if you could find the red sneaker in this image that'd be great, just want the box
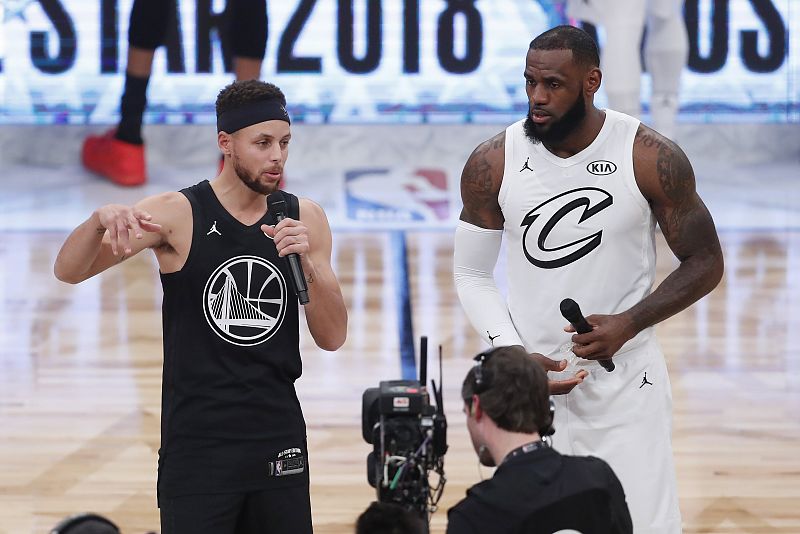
[82,130,146,186]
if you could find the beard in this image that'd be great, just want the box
[523,90,587,145]
[231,153,279,195]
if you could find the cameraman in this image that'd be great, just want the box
[447,346,632,534]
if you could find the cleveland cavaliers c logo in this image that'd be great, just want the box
[202,255,287,346]
[520,187,613,269]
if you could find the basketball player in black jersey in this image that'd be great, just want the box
[55,80,347,534]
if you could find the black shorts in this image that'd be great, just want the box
[128,0,267,58]
[159,484,312,534]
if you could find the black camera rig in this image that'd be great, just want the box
[361,337,447,525]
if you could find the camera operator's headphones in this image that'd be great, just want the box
[49,512,120,534]
[472,348,556,437]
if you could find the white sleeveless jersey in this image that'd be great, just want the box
[499,110,657,359]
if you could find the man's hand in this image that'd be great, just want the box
[565,313,637,361]
[261,218,311,269]
[530,353,588,395]
[96,204,162,255]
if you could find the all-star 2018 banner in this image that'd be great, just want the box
[0,0,797,124]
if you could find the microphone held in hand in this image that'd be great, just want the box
[267,192,310,305]
[559,298,614,372]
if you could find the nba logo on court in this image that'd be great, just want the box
[202,255,287,346]
[345,168,450,223]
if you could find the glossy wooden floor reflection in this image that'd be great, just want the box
[1,230,799,533]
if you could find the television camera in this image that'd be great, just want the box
[361,337,447,526]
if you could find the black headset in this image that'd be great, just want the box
[471,348,556,437]
[471,348,495,394]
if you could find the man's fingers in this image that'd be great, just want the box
[132,209,152,221]
[273,226,308,245]
[271,229,310,257]
[584,314,602,327]
[110,225,123,256]
[573,343,615,361]
[548,377,582,395]
[139,220,163,232]
[115,220,131,254]
[108,227,118,255]
[132,210,162,233]
[127,215,144,239]
[260,224,276,237]
[571,330,598,345]
[277,243,309,258]
[572,341,603,359]
[284,227,308,240]
[530,353,566,372]
[548,370,588,395]
[262,219,309,257]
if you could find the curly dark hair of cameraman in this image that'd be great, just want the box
[215,79,287,117]
[461,346,552,435]
[355,501,425,534]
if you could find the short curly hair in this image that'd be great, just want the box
[462,346,552,434]
[529,25,600,69]
[215,80,287,117]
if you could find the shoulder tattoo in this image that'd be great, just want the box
[636,126,698,244]
[461,132,504,225]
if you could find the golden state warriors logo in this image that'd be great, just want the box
[202,255,287,346]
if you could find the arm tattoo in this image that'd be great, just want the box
[634,128,665,151]
[96,227,106,235]
[460,132,504,228]
[635,126,697,250]
[462,142,494,199]
[627,127,723,331]
[656,141,694,205]
[491,134,504,150]
[653,138,697,255]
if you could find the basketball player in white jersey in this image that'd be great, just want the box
[452,26,723,534]
[567,0,688,138]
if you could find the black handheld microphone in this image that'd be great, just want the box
[559,298,614,372]
[267,192,309,305]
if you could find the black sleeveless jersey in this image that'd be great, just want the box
[157,180,307,498]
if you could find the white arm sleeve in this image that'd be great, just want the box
[453,220,524,348]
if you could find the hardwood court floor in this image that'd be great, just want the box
[1,230,799,533]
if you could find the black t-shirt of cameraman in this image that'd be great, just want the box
[447,346,633,534]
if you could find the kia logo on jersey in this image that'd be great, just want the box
[520,187,614,269]
[586,160,617,175]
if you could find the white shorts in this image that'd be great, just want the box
[550,341,682,534]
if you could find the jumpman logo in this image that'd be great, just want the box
[207,221,221,236]
[639,372,653,388]
[519,157,533,173]
[487,331,500,346]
